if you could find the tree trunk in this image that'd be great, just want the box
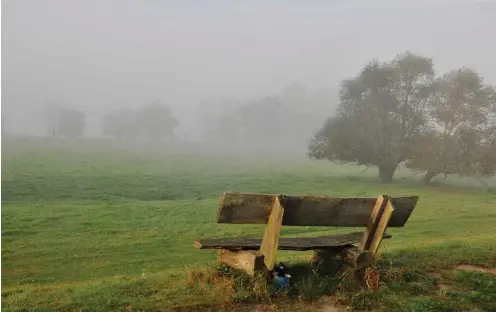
[422,170,438,185]
[378,164,397,184]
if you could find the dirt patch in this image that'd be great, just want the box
[316,296,348,312]
[455,265,496,275]
[252,304,278,311]
[437,284,452,291]
[425,271,453,294]
[321,306,345,312]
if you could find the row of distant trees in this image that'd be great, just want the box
[101,103,178,140]
[308,51,496,184]
[40,102,179,140]
[34,50,496,184]
[199,84,334,151]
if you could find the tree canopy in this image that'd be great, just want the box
[309,52,496,183]
[406,68,496,183]
[309,51,435,183]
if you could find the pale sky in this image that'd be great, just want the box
[2,0,496,134]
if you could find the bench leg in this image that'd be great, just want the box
[359,195,394,261]
[366,200,394,259]
[259,196,284,271]
[219,249,265,276]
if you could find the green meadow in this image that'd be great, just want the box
[2,137,496,311]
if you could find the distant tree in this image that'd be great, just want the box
[239,96,284,145]
[41,102,63,136]
[1,115,6,136]
[202,85,338,152]
[309,88,338,114]
[407,68,496,183]
[280,83,307,112]
[57,108,86,137]
[135,102,179,140]
[279,85,333,150]
[477,124,496,179]
[101,109,138,140]
[309,51,435,183]
[216,110,244,145]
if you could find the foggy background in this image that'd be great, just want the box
[2,0,496,152]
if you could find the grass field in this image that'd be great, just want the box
[2,137,496,311]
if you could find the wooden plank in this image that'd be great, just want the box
[259,196,284,270]
[216,192,274,224]
[367,199,394,259]
[216,192,418,227]
[195,231,392,251]
[358,195,385,250]
[218,250,265,276]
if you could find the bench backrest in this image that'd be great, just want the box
[216,192,418,227]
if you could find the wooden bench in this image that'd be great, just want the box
[194,192,418,276]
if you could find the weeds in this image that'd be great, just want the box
[186,264,272,304]
[364,267,380,291]
[186,260,347,305]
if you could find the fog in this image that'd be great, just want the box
[2,0,496,153]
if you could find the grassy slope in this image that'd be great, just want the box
[2,137,496,311]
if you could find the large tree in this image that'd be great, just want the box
[406,68,496,183]
[309,51,435,183]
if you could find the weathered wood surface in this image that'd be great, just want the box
[359,195,385,250]
[195,231,392,251]
[216,192,418,227]
[341,246,373,269]
[218,250,265,276]
[367,199,394,259]
[259,197,284,270]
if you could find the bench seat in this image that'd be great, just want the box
[195,231,392,251]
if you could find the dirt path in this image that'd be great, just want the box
[455,265,496,275]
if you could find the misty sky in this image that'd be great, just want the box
[2,0,496,135]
